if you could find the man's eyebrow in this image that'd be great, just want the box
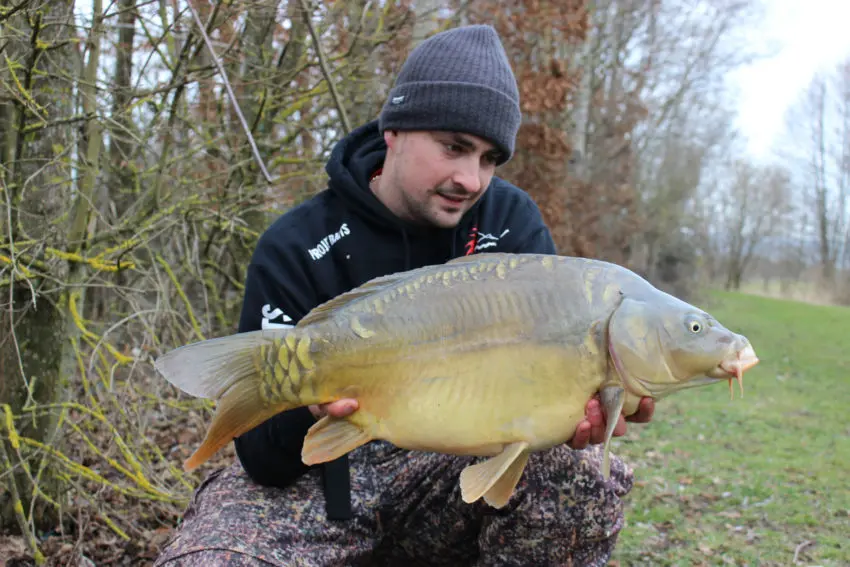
[447,133,501,159]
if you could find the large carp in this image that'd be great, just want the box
[155,253,758,508]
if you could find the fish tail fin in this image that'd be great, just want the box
[182,376,285,471]
[154,329,282,399]
[154,329,302,471]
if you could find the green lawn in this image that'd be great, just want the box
[610,290,850,566]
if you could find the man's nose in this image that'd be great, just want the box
[452,159,484,194]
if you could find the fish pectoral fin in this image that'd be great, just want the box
[459,441,529,508]
[301,416,373,465]
[599,385,626,480]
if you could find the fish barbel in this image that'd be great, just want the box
[155,253,759,508]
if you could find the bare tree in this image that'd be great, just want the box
[0,0,82,536]
[720,161,793,290]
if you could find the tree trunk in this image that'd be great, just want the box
[0,288,67,533]
[0,0,103,536]
[108,0,138,221]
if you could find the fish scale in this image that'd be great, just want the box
[155,252,759,508]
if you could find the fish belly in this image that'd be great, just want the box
[328,342,606,457]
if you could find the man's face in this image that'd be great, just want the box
[377,130,503,229]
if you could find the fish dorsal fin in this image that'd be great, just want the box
[446,252,510,265]
[298,253,520,328]
[297,270,414,327]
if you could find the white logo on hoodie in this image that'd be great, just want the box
[307,222,351,261]
[261,304,293,329]
[475,228,510,251]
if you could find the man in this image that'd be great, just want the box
[155,24,653,567]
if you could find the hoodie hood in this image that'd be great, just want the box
[324,120,483,266]
[325,120,396,230]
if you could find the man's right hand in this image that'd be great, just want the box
[309,399,359,419]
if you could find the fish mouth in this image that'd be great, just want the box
[712,344,759,399]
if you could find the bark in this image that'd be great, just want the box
[0,0,76,531]
[0,288,66,533]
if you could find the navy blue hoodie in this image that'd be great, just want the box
[233,120,557,519]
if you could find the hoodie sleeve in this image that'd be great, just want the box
[232,234,319,488]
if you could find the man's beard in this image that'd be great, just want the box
[401,187,467,228]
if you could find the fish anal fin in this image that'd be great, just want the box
[483,450,530,508]
[459,441,529,507]
[301,416,373,465]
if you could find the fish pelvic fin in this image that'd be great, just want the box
[302,416,373,465]
[154,328,313,471]
[459,441,530,508]
[599,385,625,480]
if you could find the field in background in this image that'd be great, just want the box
[610,290,850,566]
[736,278,850,309]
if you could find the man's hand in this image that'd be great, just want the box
[309,399,359,419]
[567,396,655,450]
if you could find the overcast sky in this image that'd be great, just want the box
[726,0,850,161]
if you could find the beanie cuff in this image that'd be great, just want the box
[378,81,522,164]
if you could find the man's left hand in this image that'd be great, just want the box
[567,396,654,450]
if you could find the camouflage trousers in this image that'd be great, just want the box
[154,441,633,567]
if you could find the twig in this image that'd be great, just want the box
[0,0,29,24]
[185,0,273,184]
[0,406,45,563]
[793,539,814,564]
[299,0,351,135]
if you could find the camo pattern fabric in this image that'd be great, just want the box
[154,442,633,567]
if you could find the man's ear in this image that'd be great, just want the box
[383,129,397,149]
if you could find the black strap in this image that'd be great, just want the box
[322,454,352,520]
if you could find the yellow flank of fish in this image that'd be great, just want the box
[277,341,289,371]
[585,277,594,304]
[602,282,620,304]
[296,337,314,369]
[273,359,286,384]
[350,316,375,339]
[288,359,301,386]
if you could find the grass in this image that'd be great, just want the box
[610,290,850,566]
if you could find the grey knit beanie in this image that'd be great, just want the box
[378,24,522,164]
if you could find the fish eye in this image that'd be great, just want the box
[685,316,704,334]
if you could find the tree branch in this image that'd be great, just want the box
[185,0,273,184]
[299,0,351,135]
